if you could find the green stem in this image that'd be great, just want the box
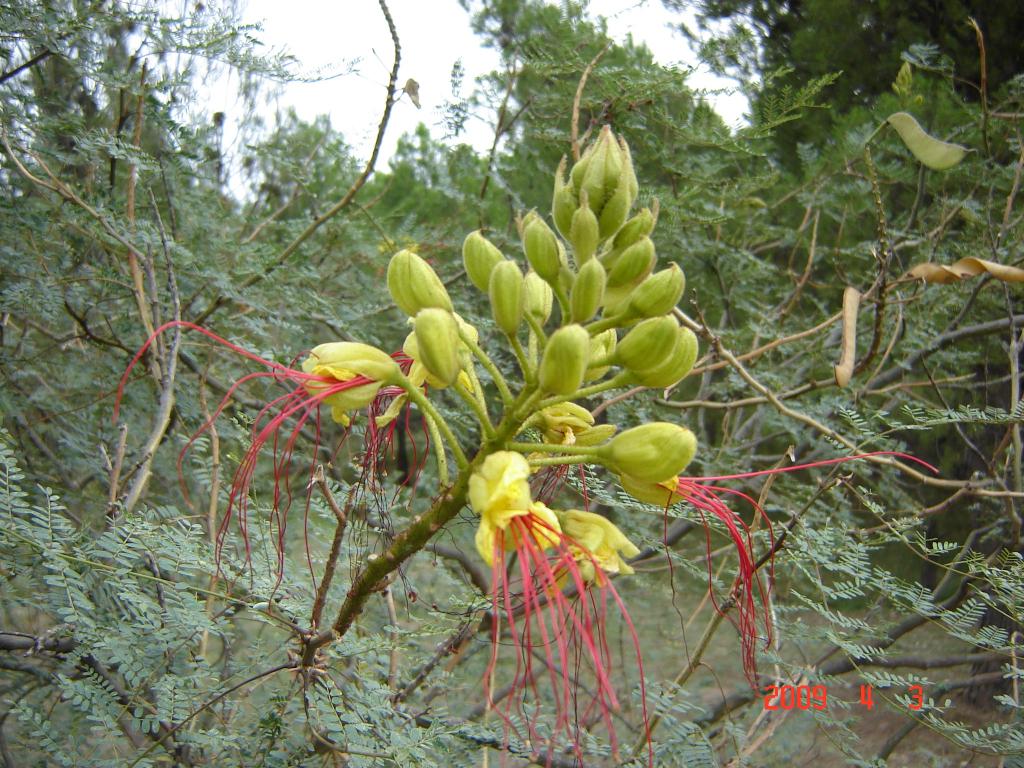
[399,376,469,471]
[552,283,571,321]
[459,329,514,406]
[455,383,496,440]
[508,333,534,385]
[422,409,449,485]
[507,440,595,456]
[527,455,600,469]
[585,313,626,335]
[525,314,547,346]
[537,372,632,410]
[465,363,491,414]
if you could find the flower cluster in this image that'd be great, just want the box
[121,126,898,764]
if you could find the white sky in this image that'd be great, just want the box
[211,0,746,169]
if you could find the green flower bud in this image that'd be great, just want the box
[539,324,590,395]
[570,258,606,323]
[569,189,600,264]
[463,231,505,292]
[585,328,617,381]
[630,326,698,388]
[616,316,679,373]
[573,423,617,447]
[488,260,524,335]
[627,263,686,320]
[523,213,563,283]
[413,308,461,387]
[552,157,576,238]
[618,473,686,507]
[597,422,697,482]
[579,126,623,215]
[607,237,656,289]
[523,271,553,324]
[387,250,453,316]
[561,126,638,244]
[597,164,634,240]
[602,205,657,269]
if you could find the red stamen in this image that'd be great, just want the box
[482,511,651,764]
[675,450,938,686]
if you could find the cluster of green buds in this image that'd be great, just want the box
[383,125,700,543]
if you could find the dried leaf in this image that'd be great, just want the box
[834,286,860,388]
[886,112,968,171]
[908,257,1024,284]
[404,78,421,109]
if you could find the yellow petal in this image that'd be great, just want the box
[468,452,532,524]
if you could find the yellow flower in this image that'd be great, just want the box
[475,500,562,566]
[559,509,640,584]
[535,402,616,447]
[469,452,561,565]
[301,342,398,426]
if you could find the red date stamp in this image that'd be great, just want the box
[762,684,925,711]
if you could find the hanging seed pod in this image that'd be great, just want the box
[539,324,590,395]
[463,231,505,292]
[387,250,453,316]
[886,112,968,171]
[489,260,524,335]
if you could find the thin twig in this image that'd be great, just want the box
[570,41,611,162]
[193,0,402,325]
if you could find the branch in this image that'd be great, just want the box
[193,0,402,325]
[867,313,1024,389]
[570,41,611,161]
[0,49,52,84]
